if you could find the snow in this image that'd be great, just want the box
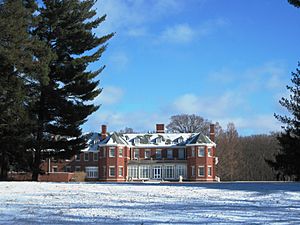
[0,182,299,224]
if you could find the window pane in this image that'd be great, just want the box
[118,167,123,177]
[198,147,205,157]
[178,149,184,159]
[167,150,173,159]
[119,149,123,157]
[109,148,115,157]
[109,167,115,177]
[156,150,162,159]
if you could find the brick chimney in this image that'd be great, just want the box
[101,125,107,140]
[156,124,165,133]
[209,124,215,142]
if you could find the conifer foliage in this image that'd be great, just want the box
[268,64,300,180]
[0,0,113,180]
[30,0,113,180]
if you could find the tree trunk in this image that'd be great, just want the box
[0,151,9,180]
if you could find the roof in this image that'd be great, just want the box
[97,132,216,148]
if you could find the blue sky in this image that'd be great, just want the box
[82,0,300,135]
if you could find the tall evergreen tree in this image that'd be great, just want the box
[268,63,300,180]
[30,0,113,180]
[0,0,51,180]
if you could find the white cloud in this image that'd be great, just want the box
[94,0,184,36]
[95,86,124,105]
[160,24,196,43]
[159,18,229,44]
[172,91,243,117]
[108,52,129,70]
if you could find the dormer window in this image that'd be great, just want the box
[134,138,140,145]
[178,137,183,143]
[156,137,162,144]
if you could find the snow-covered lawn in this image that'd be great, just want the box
[0,182,299,224]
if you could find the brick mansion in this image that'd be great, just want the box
[42,124,218,182]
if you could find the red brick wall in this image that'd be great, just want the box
[39,172,74,182]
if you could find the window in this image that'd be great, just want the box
[198,147,205,157]
[119,148,123,157]
[165,165,175,179]
[178,149,185,159]
[93,152,98,161]
[102,166,106,177]
[156,149,162,159]
[208,166,212,176]
[75,166,81,172]
[134,138,140,145]
[208,148,212,157]
[176,165,186,178]
[109,166,115,177]
[84,153,89,161]
[86,167,98,178]
[198,166,205,177]
[191,166,195,177]
[156,137,162,144]
[52,166,58,172]
[144,149,151,159]
[134,149,139,159]
[75,154,81,161]
[128,165,138,178]
[109,148,115,157]
[178,137,183,143]
[118,167,123,177]
[101,148,106,158]
[139,166,150,179]
[65,166,71,172]
[191,147,195,157]
[167,149,173,159]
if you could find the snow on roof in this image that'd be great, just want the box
[98,132,216,148]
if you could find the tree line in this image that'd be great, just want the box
[165,115,280,181]
[0,0,113,180]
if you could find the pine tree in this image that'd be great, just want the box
[269,63,300,180]
[0,0,51,180]
[30,0,114,180]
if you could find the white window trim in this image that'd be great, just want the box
[118,166,123,177]
[109,148,115,157]
[191,147,195,157]
[119,148,123,158]
[208,148,212,157]
[144,149,151,159]
[208,166,212,177]
[85,166,98,178]
[134,149,139,159]
[198,166,205,177]
[164,165,175,179]
[52,166,58,172]
[198,147,205,157]
[109,166,115,177]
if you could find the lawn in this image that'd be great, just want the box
[0,182,299,224]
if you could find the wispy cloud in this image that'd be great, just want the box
[94,86,124,105]
[108,51,129,70]
[158,18,229,44]
[94,0,184,36]
[160,24,196,43]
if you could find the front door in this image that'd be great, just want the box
[153,166,161,179]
